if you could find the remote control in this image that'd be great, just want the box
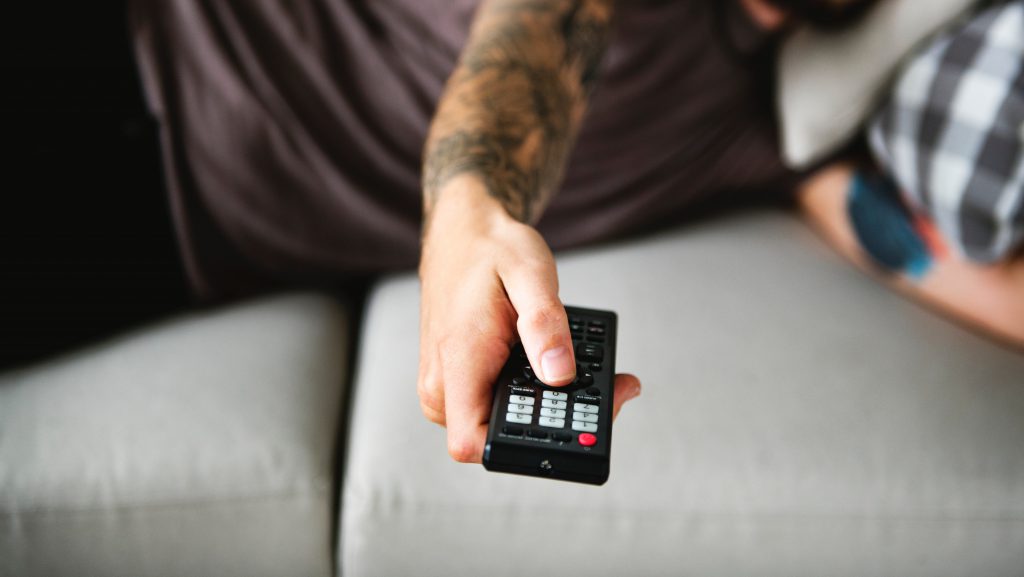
[483,306,617,485]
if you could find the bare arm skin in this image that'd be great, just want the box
[423,0,613,223]
[418,0,640,464]
[798,163,1024,349]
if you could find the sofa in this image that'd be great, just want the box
[3,207,1024,577]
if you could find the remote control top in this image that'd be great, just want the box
[482,306,617,485]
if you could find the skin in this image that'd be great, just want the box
[420,0,640,464]
[798,164,1024,349]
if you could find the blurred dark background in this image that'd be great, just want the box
[1,2,188,368]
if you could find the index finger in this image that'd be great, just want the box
[440,332,510,464]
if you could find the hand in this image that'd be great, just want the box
[418,177,642,463]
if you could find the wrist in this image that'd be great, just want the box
[424,175,518,240]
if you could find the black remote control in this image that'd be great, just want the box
[483,305,617,485]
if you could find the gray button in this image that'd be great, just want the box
[574,403,599,414]
[508,404,533,415]
[539,417,566,428]
[510,395,535,405]
[572,411,598,423]
[507,413,532,425]
[541,399,568,409]
[540,408,567,418]
[572,421,598,432]
[542,391,568,401]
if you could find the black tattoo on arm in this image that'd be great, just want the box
[422,0,616,224]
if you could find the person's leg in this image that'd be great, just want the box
[798,162,1024,348]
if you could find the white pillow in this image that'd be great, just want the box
[776,0,979,169]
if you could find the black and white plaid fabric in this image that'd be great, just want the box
[869,0,1024,263]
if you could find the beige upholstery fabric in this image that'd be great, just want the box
[0,293,348,577]
[341,210,1024,576]
[776,0,978,169]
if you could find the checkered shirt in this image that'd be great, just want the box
[869,0,1024,263]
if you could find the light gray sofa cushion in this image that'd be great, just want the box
[0,293,348,577]
[341,210,1024,577]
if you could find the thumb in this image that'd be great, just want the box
[611,373,642,421]
[501,258,576,387]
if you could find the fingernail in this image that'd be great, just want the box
[541,346,574,382]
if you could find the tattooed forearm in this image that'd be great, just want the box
[422,0,616,224]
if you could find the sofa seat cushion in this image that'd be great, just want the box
[0,293,348,577]
[341,210,1024,577]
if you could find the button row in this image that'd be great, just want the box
[502,426,573,443]
[504,390,602,431]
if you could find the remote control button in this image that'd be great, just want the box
[506,413,532,425]
[541,399,568,410]
[586,326,606,336]
[578,433,597,447]
[572,421,598,432]
[574,403,599,414]
[576,343,604,362]
[527,429,548,439]
[523,366,535,380]
[552,432,573,443]
[510,395,535,405]
[542,391,568,401]
[589,363,602,372]
[508,403,533,415]
[589,319,606,328]
[540,408,566,418]
[570,322,585,333]
[573,411,599,423]
[569,316,583,325]
[503,426,524,436]
[539,417,565,428]
[577,372,594,386]
[586,386,601,396]
[512,377,527,387]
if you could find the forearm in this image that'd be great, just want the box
[422,0,615,225]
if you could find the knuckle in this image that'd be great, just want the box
[447,437,478,463]
[520,303,567,334]
[417,379,444,412]
[420,402,445,425]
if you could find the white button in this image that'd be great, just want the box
[543,391,568,401]
[510,395,535,405]
[539,417,565,428]
[541,399,568,409]
[572,421,598,432]
[508,404,533,415]
[507,413,532,425]
[573,411,598,423]
[541,408,566,418]
[574,403,599,414]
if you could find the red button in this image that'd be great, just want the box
[578,433,597,447]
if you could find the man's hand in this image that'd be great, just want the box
[418,0,630,463]
[418,177,641,463]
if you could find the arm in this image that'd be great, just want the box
[417,0,640,463]
[423,0,612,223]
[798,163,1024,349]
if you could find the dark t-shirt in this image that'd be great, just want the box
[131,0,795,300]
